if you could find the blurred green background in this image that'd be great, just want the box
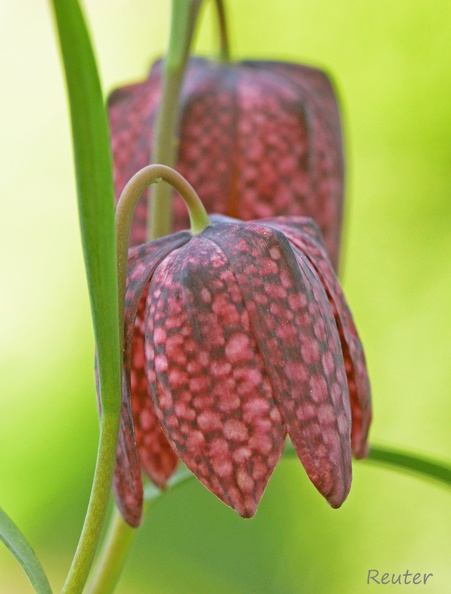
[1,1,450,592]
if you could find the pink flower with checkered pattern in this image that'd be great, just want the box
[109,58,344,269]
[112,215,371,527]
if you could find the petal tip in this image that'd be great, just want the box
[326,479,351,509]
[115,496,143,528]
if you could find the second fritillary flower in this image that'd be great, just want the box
[109,58,344,268]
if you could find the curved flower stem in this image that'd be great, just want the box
[87,2,206,590]
[117,163,209,312]
[149,0,203,240]
[213,0,231,62]
[86,165,208,594]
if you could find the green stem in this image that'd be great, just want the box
[86,2,206,590]
[148,0,203,240]
[365,445,451,486]
[85,467,193,594]
[213,0,231,62]
[50,1,122,592]
[117,165,209,270]
[144,466,194,503]
[85,507,138,594]
[61,414,120,594]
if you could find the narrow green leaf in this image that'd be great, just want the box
[0,507,52,594]
[50,0,121,416]
[49,1,122,592]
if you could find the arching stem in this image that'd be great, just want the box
[86,164,208,594]
[117,164,209,317]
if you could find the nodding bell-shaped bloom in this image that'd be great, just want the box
[109,58,344,269]
[113,215,371,527]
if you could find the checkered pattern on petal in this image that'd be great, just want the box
[144,236,285,518]
[259,216,371,458]
[108,58,344,268]
[112,232,190,526]
[203,221,352,507]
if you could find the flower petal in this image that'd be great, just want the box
[124,233,191,360]
[144,236,286,518]
[113,374,143,527]
[241,60,344,268]
[96,361,143,527]
[204,222,352,508]
[113,232,190,525]
[261,216,371,458]
[130,284,179,488]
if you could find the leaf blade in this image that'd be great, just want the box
[50,0,121,414]
[49,1,122,592]
[0,507,52,594]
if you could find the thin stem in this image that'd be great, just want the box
[87,468,195,594]
[149,0,203,240]
[117,164,209,312]
[365,445,451,486]
[85,507,138,594]
[141,443,451,507]
[213,0,231,62]
[61,414,120,594]
[86,2,206,589]
[144,465,194,503]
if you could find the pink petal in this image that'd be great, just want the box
[261,216,371,458]
[130,285,178,487]
[113,374,144,527]
[113,233,190,525]
[241,61,344,268]
[144,236,286,518]
[204,221,352,508]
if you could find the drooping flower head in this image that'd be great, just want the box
[109,58,344,269]
[113,214,371,527]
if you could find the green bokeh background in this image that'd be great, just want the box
[1,1,450,592]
